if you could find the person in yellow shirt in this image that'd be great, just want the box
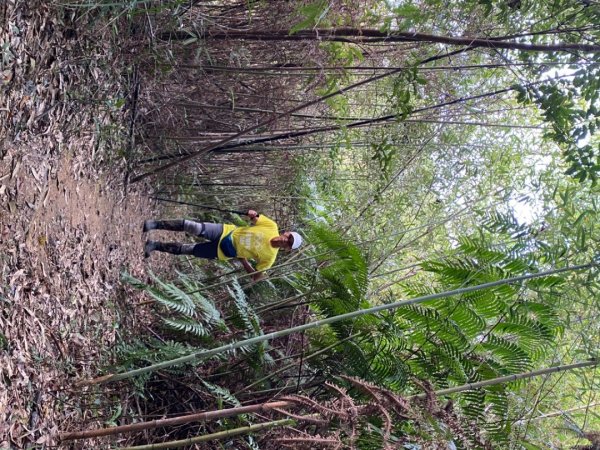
[143,210,302,281]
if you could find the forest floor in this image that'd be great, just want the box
[0,2,158,448]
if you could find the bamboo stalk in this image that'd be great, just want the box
[118,418,294,450]
[165,61,589,73]
[169,101,540,128]
[516,402,600,424]
[135,75,563,169]
[79,262,595,386]
[58,401,293,441]
[411,360,599,399]
[165,28,600,52]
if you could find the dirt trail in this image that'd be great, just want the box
[1,2,156,447]
[1,140,154,448]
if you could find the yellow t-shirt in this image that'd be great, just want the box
[217,215,280,271]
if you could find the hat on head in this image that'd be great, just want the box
[290,232,302,250]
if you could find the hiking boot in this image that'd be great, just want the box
[143,219,185,233]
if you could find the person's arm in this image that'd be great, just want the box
[239,258,266,281]
[247,209,259,225]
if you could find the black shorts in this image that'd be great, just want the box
[192,241,219,259]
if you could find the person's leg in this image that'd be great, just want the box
[144,241,196,258]
[143,219,185,232]
[183,221,223,241]
[144,239,219,259]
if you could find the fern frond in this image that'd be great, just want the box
[227,279,261,335]
[447,302,486,337]
[149,272,196,316]
[201,380,241,407]
[461,389,486,421]
[310,223,369,301]
[163,318,209,337]
[478,334,532,374]
[395,305,469,350]
[177,271,224,325]
[121,271,147,289]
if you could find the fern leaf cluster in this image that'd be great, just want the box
[391,211,573,443]
[226,279,273,367]
[122,271,227,339]
[303,213,573,446]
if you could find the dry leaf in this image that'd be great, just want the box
[11,160,20,180]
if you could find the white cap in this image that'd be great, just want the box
[290,232,302,250]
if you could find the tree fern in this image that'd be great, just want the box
[305,224,413,388]
[447,302,487,336]
[477,334,533,374]
[367,344,410,390]
[395,304,470,350]
[310,224,369,306]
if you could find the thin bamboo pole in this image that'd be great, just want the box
[516,402,600,424]
[58,401,292,441]
[409,360,599,399]
[79,261,596,386]
[166,61,590,73]
[136,75,562,167]
[119,418,294,450]
[169,28,600,52]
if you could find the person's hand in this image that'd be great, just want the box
[247,210,259,220]
[253,272,267,282]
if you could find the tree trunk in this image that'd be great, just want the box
[159,28,600,52]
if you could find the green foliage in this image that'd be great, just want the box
[390,207,583,444]
[226,279,273,368]
[311,224,369,303]
[320,41,364,67]
[316,40,364,111]
[114,337,195,390]
[201,380,241,408]
[380,1,431,32]
[307,225,381,374]
[227,279,261,336]
[386,68,422,120]
[514,64,600,186]
[121,271,227,339]
[306,224,415,389]
[289,0,330,35]
[370,137,397,181]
